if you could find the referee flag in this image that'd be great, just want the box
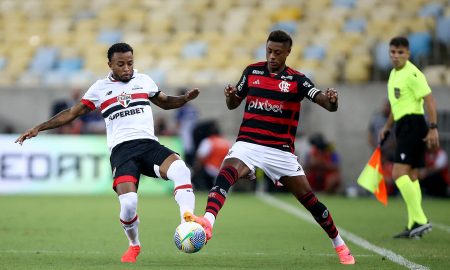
[357,147,388,205]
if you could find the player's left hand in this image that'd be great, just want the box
[423,129,439,149]
[184,88,200,101]
[325,88,338,104]
[15,127,39,145]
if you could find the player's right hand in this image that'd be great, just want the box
[15,128,39,145]
[224,84,236,98]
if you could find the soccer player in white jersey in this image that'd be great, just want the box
[15,43,200,263]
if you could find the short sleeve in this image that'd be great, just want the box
[409,70,431,99]
[142,74,159,98]
[297,75,320,102]
[81,82,100,110]
[235,66,250,99]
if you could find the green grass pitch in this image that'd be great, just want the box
[0,193,449,270]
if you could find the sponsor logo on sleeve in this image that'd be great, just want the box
[237,75,246,91]
[302,81,312,88]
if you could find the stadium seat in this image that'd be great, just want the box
[0,57,7,71]
[271,7,302,22]
[253,44,266,60]
[97,30,123,45]
[0,0,447,87]
[56,58,83,72]
[423,65,446,86]
[333,0,356,9]
[144,68,167,86]
[303,45,327,60]
[343,18,367,33]
[28,46,59,74]
[344,57,371,83]
[436,16,450,45]
[270,21,299,35]
[419,3,444,18]
[181,41,208,59]
[374,41,391,72]
[42,70,72,86]
[408,32,432,64]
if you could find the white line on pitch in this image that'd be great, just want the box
[432,222,450,234]
[257,192,429,270]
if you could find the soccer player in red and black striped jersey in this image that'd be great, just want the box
[15,43,199,263]
[184,30,355,265]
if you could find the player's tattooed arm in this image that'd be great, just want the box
[151,88,200,110]
[15,102,91,145]
[314,88,338,112]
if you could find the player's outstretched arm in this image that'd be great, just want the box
[151,88,200,110]
[15,102,91,145]
[224,84,242,110]
[314,88,338,112]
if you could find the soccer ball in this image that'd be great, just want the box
[174,221,206,253]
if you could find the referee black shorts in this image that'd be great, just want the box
[110,139,176,189]
[394,114,428,168]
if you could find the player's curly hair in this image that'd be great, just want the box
[389,37,409,48]
[107,43,133,61]
[267,30,292,48]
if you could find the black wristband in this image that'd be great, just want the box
[429,123,438,129]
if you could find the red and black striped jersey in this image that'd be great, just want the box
[234,61,321,153]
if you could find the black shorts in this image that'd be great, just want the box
[110,139,176,189]
[394,114,428,168]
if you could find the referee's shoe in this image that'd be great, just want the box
[393,222,432,239]
[409,222,432,238]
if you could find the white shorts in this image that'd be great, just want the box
[225,141,305,184]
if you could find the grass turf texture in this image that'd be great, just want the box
[0,193,449,269]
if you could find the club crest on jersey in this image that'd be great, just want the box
[117,92,132,107]
[279,81,291,92]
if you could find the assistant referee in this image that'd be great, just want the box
[380,36,439,239]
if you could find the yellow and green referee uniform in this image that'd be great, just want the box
[387,60,430,228]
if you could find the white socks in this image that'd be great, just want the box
[119,192,140,246]
[167,160,196,223]
[205,212,216,227]
[331,233,345,248]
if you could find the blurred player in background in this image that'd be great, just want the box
[193,121,231,190]
[184,30,355,265]
[15,43,199,263]
[379,36,439,239]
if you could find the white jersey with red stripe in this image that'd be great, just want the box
[81,71,159,151]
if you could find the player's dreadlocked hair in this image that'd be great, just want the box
[267,30,292,48]
[389,36,409,48]
[107,43,134,61]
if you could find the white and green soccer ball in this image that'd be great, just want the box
[174,221,206,253]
